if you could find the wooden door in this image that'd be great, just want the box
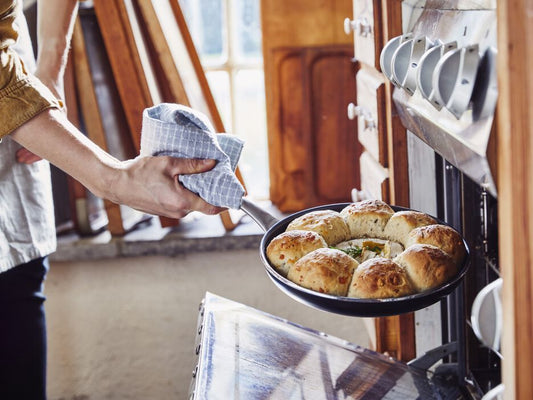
[268,45,361,211]
[261,0,359,212]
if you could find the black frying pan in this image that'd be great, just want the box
[241,198,470,317]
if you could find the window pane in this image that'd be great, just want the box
[178,0,269,199]
[233,0,262,63]
[206,71,232,130]
[234,69,269,199]
[179,0,227,65]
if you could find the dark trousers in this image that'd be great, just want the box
[0,257,49,400]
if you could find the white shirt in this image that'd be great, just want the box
[0,6,56,272]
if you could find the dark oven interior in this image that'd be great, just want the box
[437,158,500,397]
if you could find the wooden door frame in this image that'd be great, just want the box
[497,1,533,398]
[372,0,414,363]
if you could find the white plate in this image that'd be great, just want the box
[380,33,413,86]
[417,41,457,109]
[432,44,480,119]
[471,277,502,353]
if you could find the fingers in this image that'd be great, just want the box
[172,176,226,216]
[165,157,217,176]
[163,157,226,215]
[111,156,226,219]
[16,148,43,164]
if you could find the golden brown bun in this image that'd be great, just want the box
[340,200,395,239]
[266,230,328,276]
[383,211,437,246]
[286,210,350,246]
[288,248,359,296]
[278,202,465,299]
[347,258,415,299]
[405,224,466,266]
[394,244,458,292]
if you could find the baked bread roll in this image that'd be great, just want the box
[288,248,358,296]
[340,200,395,239]
[347,258,415,299]
[286,210,350,246]
[394,244,458,291]
[383,211,437,246]
[405,224,466,265]
[268,201,466,300]
[266,230,327,276]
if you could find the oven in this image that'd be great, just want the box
[189,1,505,399]
[383,1,502,398]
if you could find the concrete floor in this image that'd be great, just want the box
[46,250,371,400]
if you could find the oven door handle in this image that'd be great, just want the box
[407,341,458,370]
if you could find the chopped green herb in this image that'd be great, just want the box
[362,240,385,254]
[331,246,362,259]
[365,245,383,254]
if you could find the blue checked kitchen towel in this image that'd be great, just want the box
[140,103,245,209]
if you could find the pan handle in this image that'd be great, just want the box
[240,198,279,232]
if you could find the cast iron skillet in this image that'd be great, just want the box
[241,198,470,317]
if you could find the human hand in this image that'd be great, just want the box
[16,147,43,164]
[10,109,225,219]
[109,156,227,219]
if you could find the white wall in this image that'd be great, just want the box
[46,250,370,400]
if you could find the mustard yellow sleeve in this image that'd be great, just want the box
[0,0,18,50]
[0,0,61,139]
[0,48,61,139]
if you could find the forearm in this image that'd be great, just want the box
[10,109,224,218]
[35,0,79,93]
[11,108,120,200]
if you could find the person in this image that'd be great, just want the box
[0,1,224,398]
